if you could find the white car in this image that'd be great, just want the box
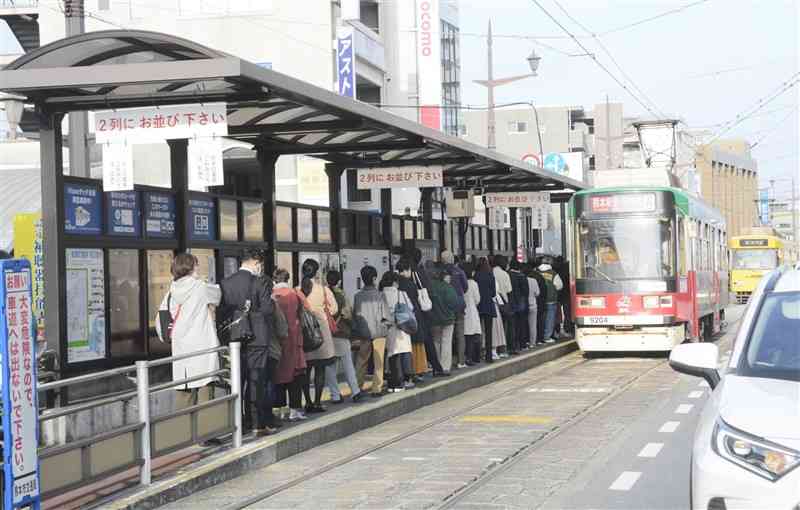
[670,264,800,510]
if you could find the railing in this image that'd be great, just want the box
[0,0,39,8]
[3,342,242,501]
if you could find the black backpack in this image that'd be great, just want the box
[218,276,257,345]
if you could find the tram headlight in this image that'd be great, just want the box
[578,296,606,308]
[660,295,673,307]
[643,296,660,309]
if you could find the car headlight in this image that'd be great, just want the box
[712,419,800,481]
[578,296,605,308]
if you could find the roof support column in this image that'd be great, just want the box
[510,207,518,261]
[168,139,189,253]
[457,219,467,261]
[40,109,66,372]
[421,188,434,240]
[325,165,345,252]
[485,199,494,255]
[560,203,568,258]
[381,189,392,257]
[256,149,279,273]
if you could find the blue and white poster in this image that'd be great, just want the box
[64,183,102,235]
[144,192,176,239]
[336,27,356,99]
[188,197,216,241]
[543,153,567,175]
[1,259,41,510]
[106,191,141,237]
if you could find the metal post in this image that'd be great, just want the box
[229,342,243,449]
[64,0,89,178]
[486,19,496,150]
[135,361,151,486]
[792,177,798,247]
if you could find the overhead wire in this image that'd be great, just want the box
[599,0,711,36]
[748,108,797,149]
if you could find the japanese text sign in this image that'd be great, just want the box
[1,259,41,509]
[336,27,356,98]
[484,192,550,208]
[94,103,228,143]
[188,197,217,241]
[356,166,443,190]
[64,183,102,235]
[105,191,141,237]
[102,142,134,191]
[188,137,224,191]
[144,192,176,238]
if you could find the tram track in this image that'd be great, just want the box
[224,354,591,510]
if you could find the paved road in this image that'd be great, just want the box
[161,306,744,510]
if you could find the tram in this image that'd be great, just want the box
[729,234,790,304]
[568,186,728,352]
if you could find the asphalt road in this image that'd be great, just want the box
[160,305,745,510]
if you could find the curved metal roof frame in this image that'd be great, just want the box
[0,30,585,196]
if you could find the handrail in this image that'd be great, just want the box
[39,389,139,422]
[38,364,137,392]
[147,345,228,368]
[149,369,228,393]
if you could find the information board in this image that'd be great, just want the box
[144,192,176,239]
[1,259,41,510]
[106,191,141,237]
[188,197,217,241]
[65,249,106,363]
[64,183,102,235]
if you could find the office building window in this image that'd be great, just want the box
[441,20,461,137]
[508,121,528,134]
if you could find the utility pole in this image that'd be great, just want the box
[486,20,495,149]
[65,0,89,178]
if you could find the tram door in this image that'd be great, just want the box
[340,248,390,300]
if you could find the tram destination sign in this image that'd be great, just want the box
[357,165,443,190]
[590,193,656,214]
[739,238,769,247]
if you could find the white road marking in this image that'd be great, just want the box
[688,391,703,399]
[358,455,379,461]
[698,380,709,388]
[526,388,611,393]
[402,457,426,461]
[609,471,641,491]
[637,443,664,458]
[659,421,680,433]
[488,457,504,462]
[675,404,694,414]
[592,359,649,363]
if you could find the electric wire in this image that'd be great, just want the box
[599,0,711,36]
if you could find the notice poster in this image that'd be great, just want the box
[188,197,216,241]
[13,213,45,344]
[64,183,102,235]
[102,142,134,191]
[95,103,228,143]
[106,191,141,236]
[188,137,224,191]
[66,249,106,363]
[188,248,216,284]
[144,192,176,238]
[531,205,549,230]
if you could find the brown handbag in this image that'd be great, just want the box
[323,288,339,335]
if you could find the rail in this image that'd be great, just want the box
[2,342,243,501]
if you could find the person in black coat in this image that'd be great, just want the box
[508,259,530,351]
[219,248,278,436]
[528,264,547,343]
[475,257,497,363]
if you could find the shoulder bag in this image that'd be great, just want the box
[218,276,257,346]
[394,291,418,335]
[323,287,339,335]
[297,291,324,352]
[413,272,433,312]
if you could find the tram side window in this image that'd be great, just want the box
[110,249,143,358]
[677,218,687,276]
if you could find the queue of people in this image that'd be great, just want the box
[155,248,573,439]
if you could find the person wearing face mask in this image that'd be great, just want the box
[219,248,278,436]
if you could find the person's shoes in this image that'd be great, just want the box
[352,392,365,403]
[404,381,416,389]
[491,351,500,360]
[254,426,278,437]
[545,338,556,344]
[370,392,383,398]
[202,437,224,447]
[288,409,308,421]
[457,363,467,369]
[412,375,425,383]
[306,404,326,413]
[465,361,475,367]
[390,387,405,393]
[499,352,509,358]
[331,397,345,405]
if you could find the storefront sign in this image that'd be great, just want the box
[13,213,45,345]
[485,191,550,208]
[66,249,106,363]
[357,166,443,190]
[144,192,176,239]
[106,191,141,237]
[94,103,228,143]
[188,137,224,191]
[64,183,102,235]
[188,197,217,241]
[531,204,548,230]
[416,0,441,130]
[102,142,134,191]
[1,259,41,510]
[336,27,356,98]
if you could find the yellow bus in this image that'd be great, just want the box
[729,235,786,303]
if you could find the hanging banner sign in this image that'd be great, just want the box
[94,103,228,143]
[64,183,102,235]
[531,204,549,230]
[12,213,45,345]
[1,259,42,510]
[336,27,356,99]
[485,191,550,208]
[102,142,134,191]
[488,207,506,230]
[144,192,176,239]
[416,0,441,130]
[357,165,443,190]
[188,197,217,241]
[188,137,224,191]
[105,191,141,237]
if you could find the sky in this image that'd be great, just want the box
[457,0,799,192]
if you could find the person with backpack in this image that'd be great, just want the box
[324,270,363,403]
[525,264,541,347]
[508,259,530,353]
[492,255,513,358]
[354,265,390,397]
[272,268,308,422]
[156,252,222,410]
[475,257,497,363]
[441,251,468,370]
[537,259,564,343]
[396,258,434,382]
[380,271,414,392]
[428,263,459,376]
[219,248,278,436]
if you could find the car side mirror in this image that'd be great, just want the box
[669,343,720,389]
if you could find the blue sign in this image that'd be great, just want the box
[144,192,176,239]
[188,197,216,241]
[256,62,272,70]
[1,259,42,510]
[759,189,770,225]
[336,27,356,98]
[64,183,102,235]
[543,153,567,175]
[105,191,141,237]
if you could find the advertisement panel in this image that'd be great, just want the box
[542,152,584,183]
[416,0,441,130]
[12,213,44,345]
[106,191,141,237]
[336,27,356,99]
[65,249,106,363]
[64,183,102,235]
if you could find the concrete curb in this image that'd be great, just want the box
[107,340,577,510]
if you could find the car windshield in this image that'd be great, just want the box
[739,291,800,382]
[576,217,675,280]
[732,249,778,270]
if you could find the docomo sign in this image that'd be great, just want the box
[357,165,443,190]
[94,103,228,143]
[485,191,550,208]
[416,0,441,130]
[418,0,435,57]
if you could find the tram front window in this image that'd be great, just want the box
[732,249,778,270]
[578,218,675,280]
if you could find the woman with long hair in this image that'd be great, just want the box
[474,257,497,363]
[271,268,308,422]
[380,271,414,391]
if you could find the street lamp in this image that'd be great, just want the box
[474,20,541,150]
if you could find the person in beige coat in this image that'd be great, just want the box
[156,252,222,408]
[298,258,337,412]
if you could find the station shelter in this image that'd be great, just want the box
[0,30,585,377]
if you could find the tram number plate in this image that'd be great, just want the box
[587,316,610,325]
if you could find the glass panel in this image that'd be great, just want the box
[65,248,106,363]
[732,249,778,270]
[465,225,473,250]
[276,206,293,242]
[147,250,173,357]
[340,212,352,245]
[372,216,382,246]
[357,214,371,245]
[404,220,414,241]
[242,202,263,242]
[392,219,402,247]
[481,228,487,250]
[317,211,332,244]
[297,209,313,243]
[276,252,295,285]
[417,221,425,239]
[109,249,142,358]
[189,248,216,283]
[219,199,238,241]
